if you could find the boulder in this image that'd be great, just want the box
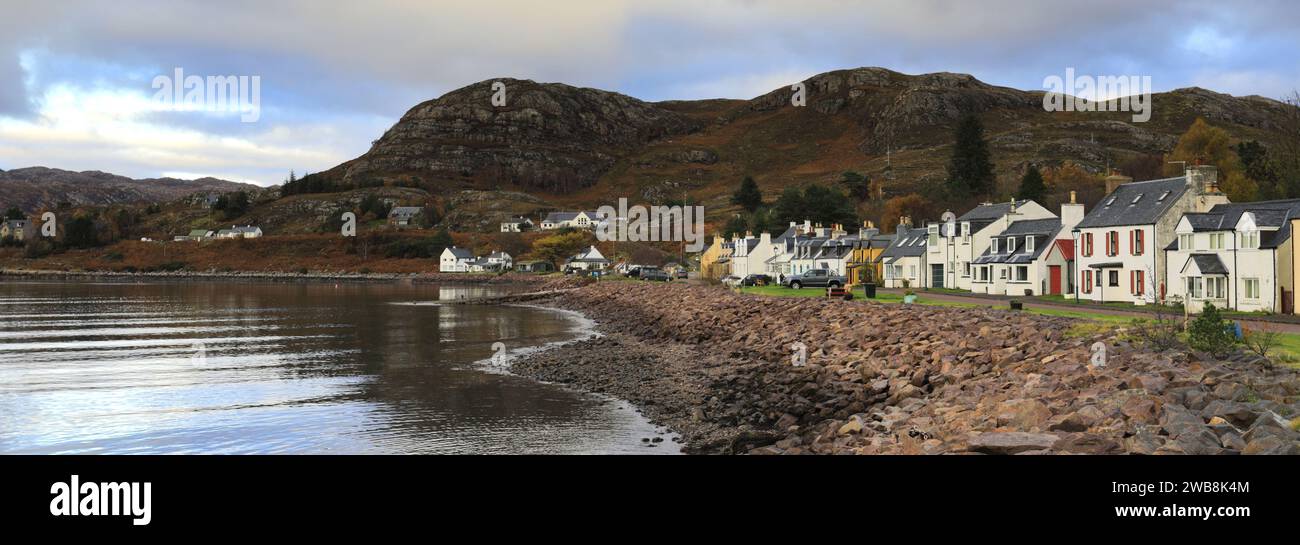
[967,432,1059,455]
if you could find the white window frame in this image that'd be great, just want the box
[1243,278,1260,299]
[1025,236,1034,253]
[991,238,1000,254]
[1179,233,1193,250]
[1007,237,1016,253]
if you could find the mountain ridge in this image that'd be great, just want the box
[0,167,260,213]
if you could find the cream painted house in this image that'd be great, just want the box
[1164,200,1300,313]
[927,200,1054,290]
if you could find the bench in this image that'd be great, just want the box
[825,286,853,300]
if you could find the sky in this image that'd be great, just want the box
[0,0,1297,186]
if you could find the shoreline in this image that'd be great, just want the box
[510,282,1300,455]
[0,267,553,286]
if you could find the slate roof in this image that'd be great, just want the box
[879,228,929,260]
[957,200,1034,222]
[1185,254,1229,275]
[389,206,422,218]
[445,247,473,259]
[1001,218,1061,236]
[1076,177,1189,228]
[543,212,580,223]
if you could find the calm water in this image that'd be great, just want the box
[0,280,676,454]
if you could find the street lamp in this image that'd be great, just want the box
[1071,227,1081,304]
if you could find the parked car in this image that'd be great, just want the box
[675,269,688,279]
[720,275,741,287]
[740,274,772,286]
[640,267,671,281]
[782,269,846,289]
[624,266,642,278]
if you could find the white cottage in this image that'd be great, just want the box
[927,200,1055,290]
[879,224,928,289]
[439,246,475,272]
[1164,200,1300,313]
[1074,167,1228,304]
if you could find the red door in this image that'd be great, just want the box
[1048,265,1062,295]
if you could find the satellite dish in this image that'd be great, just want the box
[941,211,956,224]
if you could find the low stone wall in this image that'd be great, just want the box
[519,282,1300,454]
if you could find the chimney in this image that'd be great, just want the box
[1105,173,1133,195]
[802,219,812,234]
[1060,200,1085,232]
[759,232,771,247]
[1186,165,1219,195]
[745,230,753,238]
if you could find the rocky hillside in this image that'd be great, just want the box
[329,78,700,193]
[317,67,1299,223]
[0,167,258,213]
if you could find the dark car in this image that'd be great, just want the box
[640,267,671,281]
[624,266,642,278]
[740,274,772,286]
[782,269,846,289]
[675,269,688,279]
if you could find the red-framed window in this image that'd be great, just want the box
[1131,229,1144,256]
[1130,270,1145,295]
[1082,233,1093,257]
[1106,231,1119,256]
[1082,270,1093,293]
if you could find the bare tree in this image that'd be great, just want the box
[1242,321,1284,369]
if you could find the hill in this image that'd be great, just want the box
[0,167,259,213]
[313,67,1298,226]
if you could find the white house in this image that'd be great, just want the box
[879,223,928,289]
[927,199,1055,290]
[969,197,1085,296]
[541,211,603,230]
[565,245,610,271]
[812,235,855,277]
[1075,167,1228,304]
[500,217,534,232]
[1163,200,1300,313]
[440,247,475,272]
[216,225,262,239]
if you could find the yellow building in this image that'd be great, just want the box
[700,234,732,280]
[847,223,890,285]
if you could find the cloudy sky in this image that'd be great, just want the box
[1,0,1297,185]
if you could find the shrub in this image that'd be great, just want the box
[1187,303,1237,358]
[1129,306,1185,352]
[1241,322,1283,368]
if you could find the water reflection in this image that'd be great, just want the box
[0,280,676,454]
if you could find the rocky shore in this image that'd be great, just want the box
[512,281,1300,454]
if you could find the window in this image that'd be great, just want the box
[1187,277,1202,299]
[1131,194,1143,204]
[1130,270,1145,295]
[1244,278,1260,299]
[1014,266,1028,282]
[1106,231,1119,256]
[1082,270,1093,293]
[1209,232,1225,250]
[1025,236,1035,253]
[961,223,971,244]
[1158,191,1171,201]
[1108,270,1119,287]
[999,267,1007,280]
[1105,197,1117,207]
[1132,230,1144,255]
[1179,233,1193,250]
[928,225,939,247]
[1096,272,1103,287]
[1205,277,1226,299]
[1241,230,1259,249]
[1083,233,1093,257]
[992,238,1000,254]
[909,265,916,278]
[1007,237,1017,253]
[963,262,971,277]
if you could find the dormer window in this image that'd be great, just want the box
[1179,233,1193,250]
[1242,230,1260,249]
[1007,237,1017,253]
[1025,236,1035,253]
[991,238,1000,254]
